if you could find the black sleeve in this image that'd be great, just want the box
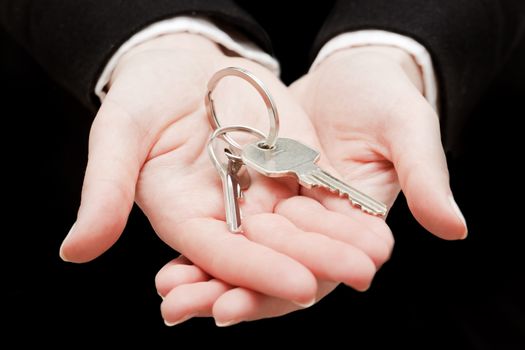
[0,0,271,110]
[312,0,525,151]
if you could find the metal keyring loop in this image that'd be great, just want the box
[205,67,280,149]
[208,125,266,169]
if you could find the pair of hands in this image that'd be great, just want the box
[59,33,467,326]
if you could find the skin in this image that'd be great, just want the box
[59,33,467,326]
[154,44,469,326]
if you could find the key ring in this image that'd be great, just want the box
[205,67,280,150]
[208,125,266,171]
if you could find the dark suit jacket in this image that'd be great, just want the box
[1,1,524,347]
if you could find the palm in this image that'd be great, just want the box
[289,54,421,212]
[290,46,466,246]
[301,94,401,209]
[107,48,338,303]
[135,105,298,240]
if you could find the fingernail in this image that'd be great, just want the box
[355,283,372,292]
[292,298,316,308]
[215,319,240,327]
[164,314,196,327]
[449,196,468,239]
[59,222,76,262]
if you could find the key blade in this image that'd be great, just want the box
[295,163,322,189]
[300,167,387,217]
[315,170,387,216]
[222,172,243,232]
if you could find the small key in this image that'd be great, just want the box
[241,138,387,216]
[209,144,250,232]
[222,156,243,232]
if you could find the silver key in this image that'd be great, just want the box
[223,150,251,232]
[209,145,250,233]
[241,138,387,216]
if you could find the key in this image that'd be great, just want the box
[209,144,250,233]
[208,124,260,233]
[222,155,243,232]
[241,138,387,216]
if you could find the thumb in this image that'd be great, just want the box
[60,100,146,262]
[389,104,467,240]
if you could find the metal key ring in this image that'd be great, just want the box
[205,67,280,150]
[208,125,267,169]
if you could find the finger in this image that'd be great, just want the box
[156,217,318,305]
[275,196,391,267]
[161,279,231,326]
[213,281,337,326]
[213,288,298,326]
[388,102,467,240]
[243,213,376,291]
[60,100,148,262]
[156,255,210,298]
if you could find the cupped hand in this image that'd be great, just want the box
[291,46,467,239]
[59,34,390,312]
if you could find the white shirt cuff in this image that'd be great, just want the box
[95,16,280,101]
[311,30,438,111]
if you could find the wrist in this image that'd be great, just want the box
[110,33,225,86]
[124,32,223,57]
[316,45,424,94]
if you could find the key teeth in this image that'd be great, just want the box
[309,181,386,216]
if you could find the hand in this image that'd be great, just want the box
[155,46,467,326]
[59,34,389,310]
[291,46,467,239]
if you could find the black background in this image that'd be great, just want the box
[2,8,525,346]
